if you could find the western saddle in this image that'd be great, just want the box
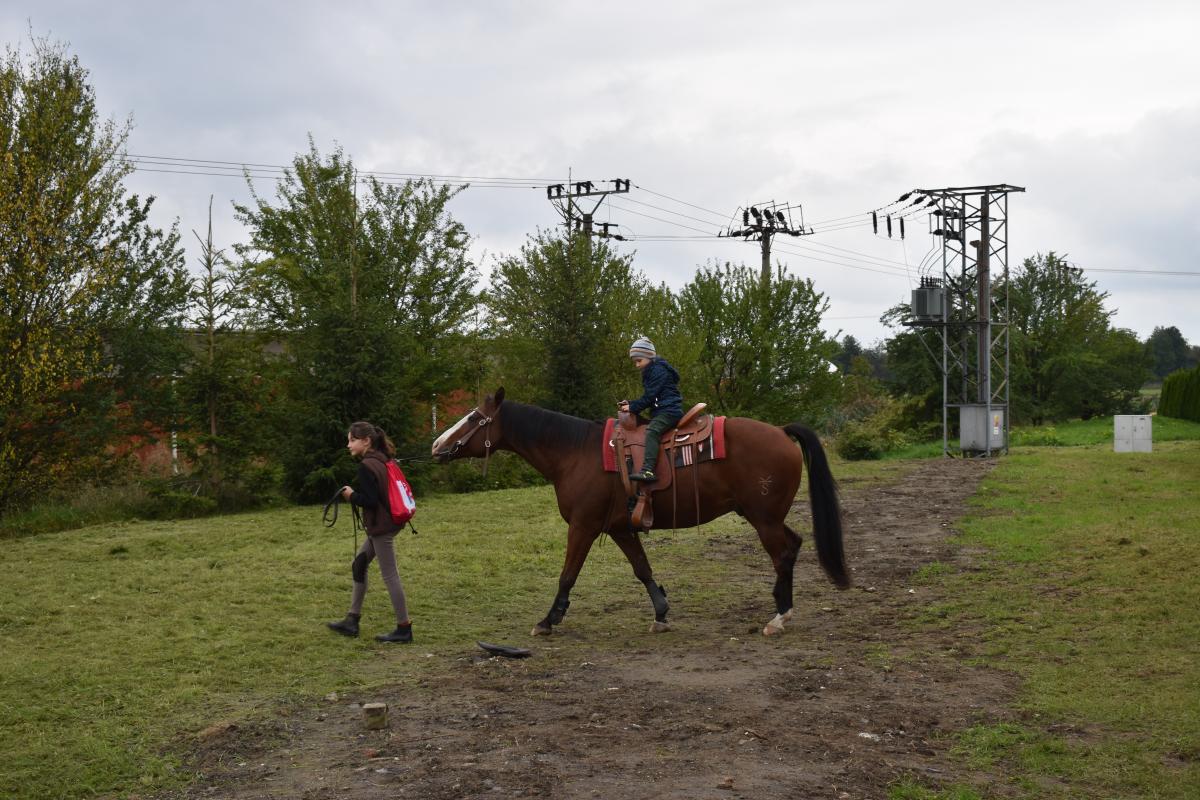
[611,402,712,530]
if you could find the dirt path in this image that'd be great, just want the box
[162,458,1012,800]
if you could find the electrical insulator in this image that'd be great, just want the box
[886,214,893,238]
[872,211,878,234]
[900,218,905,239]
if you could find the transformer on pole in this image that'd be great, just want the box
[907,184,1025,457]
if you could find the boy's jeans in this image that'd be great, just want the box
[640,410,683,473]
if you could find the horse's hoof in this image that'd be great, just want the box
[649,620,672,633]
[762,614,787,636]
[531,624,553,637]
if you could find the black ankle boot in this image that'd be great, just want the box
[327,613,360,637]
[375,622,413,644]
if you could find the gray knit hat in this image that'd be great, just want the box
[629,337,656,359]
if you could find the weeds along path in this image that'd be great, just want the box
[158,458,1005,800]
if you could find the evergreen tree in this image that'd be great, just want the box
[1145,325,1190,380]
[833,335,863,373]
[176,199,278,504]
[234,141,477,501]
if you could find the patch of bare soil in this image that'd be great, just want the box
[157,458,1014,800]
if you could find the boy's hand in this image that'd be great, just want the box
[618,400,630,412]
[341,486,353,500]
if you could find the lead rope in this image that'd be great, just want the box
[323,488,364,557]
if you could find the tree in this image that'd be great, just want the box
[1003,252,1150,423]
[877,303,939,400]
[234,141,478,501]
[677,262,839,424]
[0,38,188,512]
[486,230,644,418]
[833,335,863,373]
[1145,326,1190,380]
[175,198,278,504]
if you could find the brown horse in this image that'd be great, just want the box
[432,388,848,637]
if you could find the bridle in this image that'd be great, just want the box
[435,407,496,475]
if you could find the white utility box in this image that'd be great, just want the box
[960,405,1006,452]
[1114,415,1152,452]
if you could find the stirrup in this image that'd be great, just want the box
[630,469,656,482]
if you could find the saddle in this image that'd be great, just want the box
[612,403,711,530]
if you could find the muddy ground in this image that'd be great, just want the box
[160,458,1014,800]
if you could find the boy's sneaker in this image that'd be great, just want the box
[629,469,656,482]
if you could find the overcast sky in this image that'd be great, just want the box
[5,1,1198,346]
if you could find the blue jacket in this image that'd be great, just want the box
[628,357,683,418]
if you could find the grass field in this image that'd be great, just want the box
[0,452,899,800]
[2,441,1198,798]
[906,440,1200,799]
[884,413,1200,459]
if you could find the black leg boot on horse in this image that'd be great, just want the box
[612,531,671,632]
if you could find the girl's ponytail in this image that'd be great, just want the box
[372,425,397,458]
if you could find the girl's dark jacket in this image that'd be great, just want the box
[349,450,402,536]
[628,357,684,419]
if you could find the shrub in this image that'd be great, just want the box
[1159,366,1200,421]
[836,413,912,461]
[134,488,218,520]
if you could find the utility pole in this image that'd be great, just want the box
[720,202,814,284]
[546,178,631,259]
[907,183,1024,457]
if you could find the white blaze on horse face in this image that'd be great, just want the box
[432,411,473,455]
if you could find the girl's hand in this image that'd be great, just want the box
[618,400,630,412]
[341,486,353,500]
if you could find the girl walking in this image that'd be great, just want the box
[326,421,414,643]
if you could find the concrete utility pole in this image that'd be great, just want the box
[546,178,631,259]
[720,202,813,284]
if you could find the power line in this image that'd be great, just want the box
[618,195,724,230]
[631,184,729,222]
[606,202,720,236]
[607,201,918,278]
[124,154,563,190]
[1071,264,1200,277]
[125,153,562,184]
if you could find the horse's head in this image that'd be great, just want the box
[431,387,506,463]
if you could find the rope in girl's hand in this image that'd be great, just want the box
[323,487,363,555]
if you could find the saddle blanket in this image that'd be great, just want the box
[601,416,726,473]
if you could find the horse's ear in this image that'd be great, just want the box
[494,387,505,407]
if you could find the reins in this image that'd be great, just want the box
[323,487,364,555]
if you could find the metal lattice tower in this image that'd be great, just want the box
[911,184,1025,456]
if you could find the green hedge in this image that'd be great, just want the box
[1159,366,1200,421]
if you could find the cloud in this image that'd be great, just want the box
[978,106,1200,339]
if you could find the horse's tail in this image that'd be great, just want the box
[783,423,849,589]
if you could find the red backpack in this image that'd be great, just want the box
[385,460,417,526]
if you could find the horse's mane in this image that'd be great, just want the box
[502,401,602,452]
